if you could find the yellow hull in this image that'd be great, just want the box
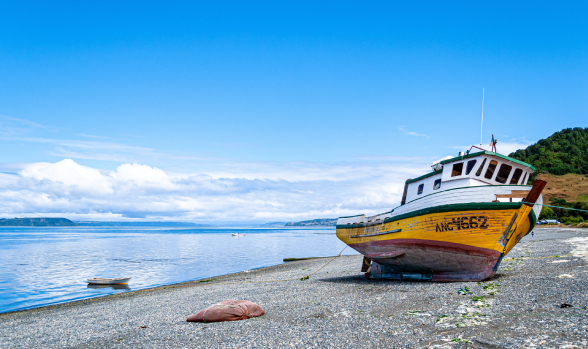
[336,202,537,281]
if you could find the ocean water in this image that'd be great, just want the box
[0,226,356,314]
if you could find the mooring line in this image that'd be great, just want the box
[529,202,588,213]
[301,245,348,280]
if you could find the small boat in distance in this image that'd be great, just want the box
[86,277,132,285]
[231,233,246,237]
[336,146,546,282]
[87,284,130,290]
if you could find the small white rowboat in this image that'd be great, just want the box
[86,277,132,285]
[231,233,246,236]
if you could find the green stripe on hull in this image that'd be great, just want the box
[336,202,524,229]
[528,208,537,233]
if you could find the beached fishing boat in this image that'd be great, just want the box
[86,277,132,285]
[336,147,546,282]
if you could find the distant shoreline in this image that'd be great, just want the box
[0,218,339,228]
[0,218,77,227]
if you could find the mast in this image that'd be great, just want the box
[480,88,484,145]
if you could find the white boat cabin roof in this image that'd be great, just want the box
[401,150,535,205]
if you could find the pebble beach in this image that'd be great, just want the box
[1,227,587,348]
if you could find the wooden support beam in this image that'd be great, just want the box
[523,180,547,206]
[361,256,372,272]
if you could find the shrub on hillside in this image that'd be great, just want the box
[539,206,554,220]
[560,216,585,225]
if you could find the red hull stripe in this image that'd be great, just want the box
[350,238,500,257]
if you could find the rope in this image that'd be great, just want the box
[529,202,588,213]
[301,245,348,280]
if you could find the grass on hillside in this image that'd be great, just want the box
[538,173,588,203]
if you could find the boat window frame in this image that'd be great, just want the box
[465,160,477,175]
[475,158,487,176]
[433,178,441,190]
[495,163,513,184]
[521,172,528,185]
[484,160,499,180]
[417,183,424,195]
[510,168,523,184]
[451,162,464,177]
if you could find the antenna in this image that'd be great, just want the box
[480,88,484,145]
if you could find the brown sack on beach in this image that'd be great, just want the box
[186,300,265,323]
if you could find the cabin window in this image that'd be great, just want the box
[495,164,512,184]
[433,179,441,190]
[510,168,523,184]
[475,158,487,176]
[521,172,528,185]
[465,160,477,175]
[451,163,464,177]
[484,160,498,179]
[417,184,424,195]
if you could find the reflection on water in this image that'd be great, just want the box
[0,227,355,313]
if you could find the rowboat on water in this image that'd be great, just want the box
[86,277,132,285]
[87,284,130,290]
[231,233,246,237]
[336,147,546,282]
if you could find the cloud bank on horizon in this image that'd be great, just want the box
[0,115,531,223]
[0,158,436,222]
[0,138,530,223]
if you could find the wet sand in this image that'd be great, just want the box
[1,227,587,348]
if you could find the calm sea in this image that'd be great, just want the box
[0,226,356,314]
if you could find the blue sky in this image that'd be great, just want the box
[0,2,586,222]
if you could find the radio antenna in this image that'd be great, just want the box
[480,88,484,145]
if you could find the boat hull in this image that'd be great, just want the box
[350,239,501,281]
[337,202,537,281]
[86,277,132,285]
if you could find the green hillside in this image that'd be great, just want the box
[509,127,588,225]
[509,127,588,176]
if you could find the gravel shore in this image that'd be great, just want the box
[1,227,587,348]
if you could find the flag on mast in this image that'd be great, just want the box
[489,134,498,152]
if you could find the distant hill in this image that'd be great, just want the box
[508,128,588,225]
[509,127,588,176]
[0,218,78,227]
[259,222,287,227]
[285,218,337,227]
[76,221,212,227]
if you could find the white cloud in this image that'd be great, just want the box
[19,159,113,196]
[399,126,430,138]
[0,158,433,223]
[491,141,530,156]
